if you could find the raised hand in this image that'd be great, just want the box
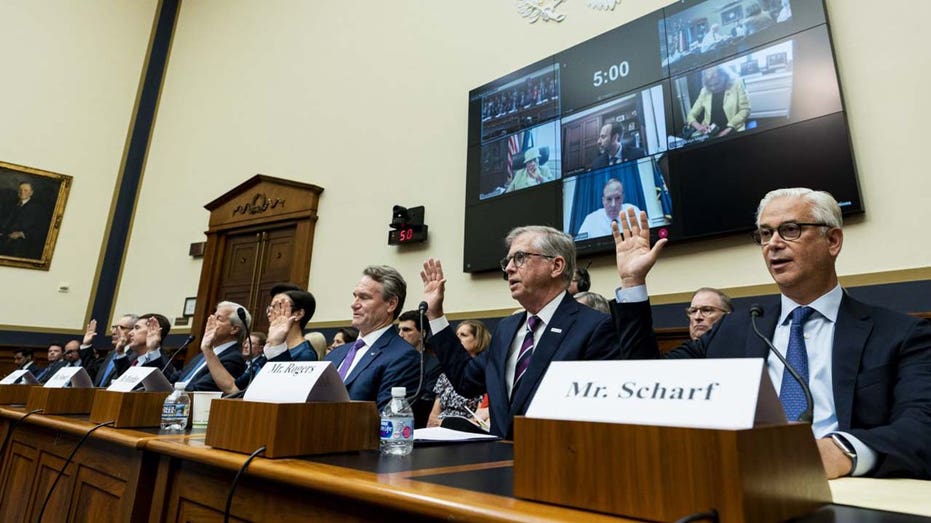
[115,329,130,355]
[266,301,297,346]
[420,258,447,320]
[83,319,97,345]
[201,314,218,351]
[613,207,667,288]
[145,316,161,352]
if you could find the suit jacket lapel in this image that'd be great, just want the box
[745,299,781,359]
[831,294,871,429]
[345,328,392,386]
[510,294,576,415]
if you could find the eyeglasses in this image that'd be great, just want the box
[111,324,133,330]
[499,251,554,271]
[266,302,293,315]
[685,306,728,318]
[752,222,829,245]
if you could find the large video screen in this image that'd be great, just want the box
[463,0,861,273]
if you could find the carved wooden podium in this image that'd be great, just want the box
[89,390,171,428]
[513,417,831,523]
[205,399,379,458]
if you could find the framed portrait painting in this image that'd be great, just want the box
[0,161,72,270]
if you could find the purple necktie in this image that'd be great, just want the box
[337,339,366,381]
[513,315,541,390]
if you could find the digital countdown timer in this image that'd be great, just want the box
[592,61,630,87]
[388,224,428,245]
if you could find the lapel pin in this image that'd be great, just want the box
[550,327,562,333]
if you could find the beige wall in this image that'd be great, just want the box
[0,1,158,331]
[5,0,927,333]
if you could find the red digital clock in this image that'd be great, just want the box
[388,224,428,245]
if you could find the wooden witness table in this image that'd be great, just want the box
[1,407,930,522]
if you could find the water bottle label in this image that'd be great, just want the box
[380,419,394,439]
[162,403,189,418]
[380,417,413,440]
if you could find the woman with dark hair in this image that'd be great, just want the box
[687,64,750,138]
[427,319,491,429]
[327,327,358,355]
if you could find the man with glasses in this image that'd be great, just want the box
[686,288,732,340]
[611,187,931,479]
[420,225,622,439]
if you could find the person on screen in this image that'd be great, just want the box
[590,122,644,169]
[611,188,931,479]
[506,148,552,192]
[743,3,775,35]
[420,226,624,439]
[686,287,733,340]
[687,64,750,138]
[576,178,641,240]
[776,0,792,23]
[699,24,723,53]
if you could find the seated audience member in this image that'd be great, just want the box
[112,314,171,377]
[325,266,420,409]
[174,301,247,392]
[266,283,318,361]
[200,301,298,395]
[13,348,39,374]
[687,287,733,340]
[62,340,83,367]
[397,309,442,428]
[90,314,139,387]
[328,327,358,355]
[574,291,610,314]
[428,320,491,428]
[36,344,65,384]
[421,225,623,438]
[568,265,590,294]
[611,188,931,479]
[304,332,328,361]
[243,331,267,371]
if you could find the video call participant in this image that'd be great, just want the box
[421,225,623,439]
[611,188,931,479]
[687,64,750,139]
[112,314,172,377]
[172,301,247,392]
[576,178,641,240]
[590,121,643,170]
[506,148,552,192]
[687,287,733,340]
[325,266,420,409]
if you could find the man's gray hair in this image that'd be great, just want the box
[362,265,407,319]
[690,287,733,313]
[121,313,140,324]
[756,188,843,229]
[574,291,610,314]
[217,301,250,344]
[505,225,577,286]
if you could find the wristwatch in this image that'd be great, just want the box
[830,433,857,476]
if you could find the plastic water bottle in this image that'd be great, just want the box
[380,387,414,455]
[161,382,191,432]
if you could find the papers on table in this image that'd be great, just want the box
[413,427,499,443]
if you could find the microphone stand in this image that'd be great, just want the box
[749,305,814,423]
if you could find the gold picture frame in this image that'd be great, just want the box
[0,161,72,270]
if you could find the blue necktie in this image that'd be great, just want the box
[181,354,205,382]
[780,306,814,421]
[97,358,116,386]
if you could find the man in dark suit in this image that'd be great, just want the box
[174,301,246,392]
[13,348,40,374]
[80,314,139,387]
[589,121,644,170]
[36,343,66,384]
[421,226,622,439]
[325,266,420,409]
[111,314,172,378]
[0,182,49,259]
[611,188,931,479]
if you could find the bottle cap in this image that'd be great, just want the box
[174,382,186,391]
[391,387,406,397]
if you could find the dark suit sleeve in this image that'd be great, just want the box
[845,317,931,479]
[611,298,717,360]
[112,356,131,380]
[374,346,421,410]
[431,325,488,399]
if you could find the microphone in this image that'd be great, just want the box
[749,304,813,423]
[161,335,196,375]
[237,307,253,359]
[406,302,429,403]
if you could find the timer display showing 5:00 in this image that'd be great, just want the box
[592,61,630,87]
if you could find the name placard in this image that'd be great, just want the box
[245,361,349,403]
[43,367,93,389]
[524,359,785,430]
[107,367,173,392]
[0,370,37,385]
